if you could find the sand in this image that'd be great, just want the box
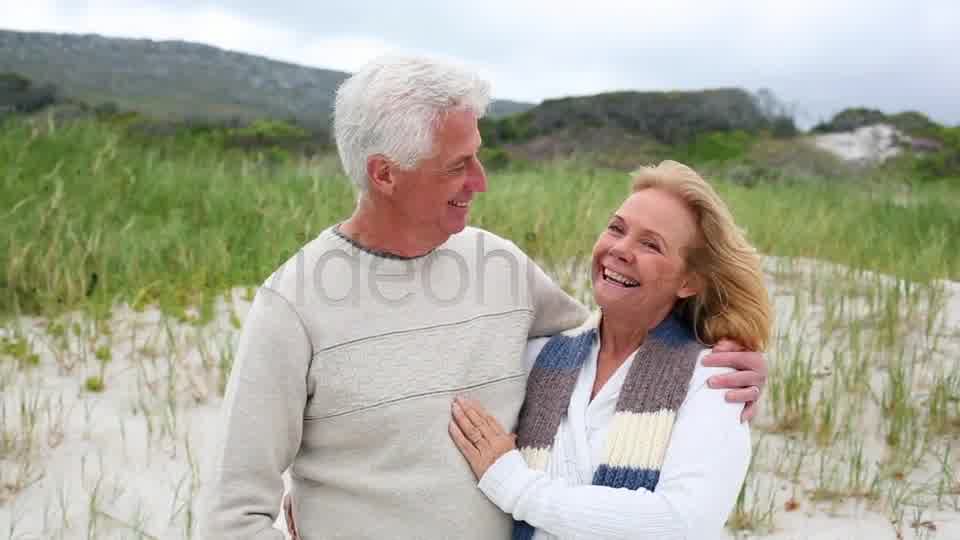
[1,259,958,539]
[811,124,905,164]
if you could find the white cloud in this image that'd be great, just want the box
[1,0,957,124]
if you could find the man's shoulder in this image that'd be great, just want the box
[259,226,342,292]
[448,226,530,258]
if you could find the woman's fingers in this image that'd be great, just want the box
[460,397,516,449]
[463,403,489,431]
[448,419,480,460]
[452,400,484,444]
[460,402,495,452]
[450,396,517,480]
[461,397,507,436]
[458,396,512,439]
[483,410,507,437]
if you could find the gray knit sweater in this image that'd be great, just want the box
[198,226,589,540]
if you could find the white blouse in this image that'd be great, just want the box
[477,337,751,540]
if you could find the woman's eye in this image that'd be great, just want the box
[643,241,661,252]
[607,224,622,233]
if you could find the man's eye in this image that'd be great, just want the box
[607,224,622,233]
[643,241,662,252]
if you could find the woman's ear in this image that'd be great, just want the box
[677,272,704,300]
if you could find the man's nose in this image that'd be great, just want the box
[465,159,487,193]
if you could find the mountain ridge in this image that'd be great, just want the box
[0,29,534,129]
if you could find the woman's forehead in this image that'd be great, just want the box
[616,189,698,245]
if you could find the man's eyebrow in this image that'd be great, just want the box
[446,153,472,167]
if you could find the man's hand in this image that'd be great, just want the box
[702,339,767,423]
[448,396,517,480]
[283,493,299,540]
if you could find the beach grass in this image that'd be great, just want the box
[2,115,959,320]
[2,114,960,538]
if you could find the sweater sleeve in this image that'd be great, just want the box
[198,286,313,540]
[477,362,751,540]
[524,255,589,337]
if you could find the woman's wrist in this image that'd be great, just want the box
[477,449,528,512]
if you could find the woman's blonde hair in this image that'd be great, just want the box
[630,160,772,351]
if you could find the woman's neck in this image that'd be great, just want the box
[598,303,675,359]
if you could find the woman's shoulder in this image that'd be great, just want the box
[680,347,746,418]
[688,347,734,389]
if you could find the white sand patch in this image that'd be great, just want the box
[1,259,959,539]
[812,124,906,165]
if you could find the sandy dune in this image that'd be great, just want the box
[1,257,958,539]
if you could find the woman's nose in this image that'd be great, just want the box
[609,240,632,262]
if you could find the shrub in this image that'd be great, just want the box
[914,127,960,180]
[479,147,511,171]
[679,130,755,163]
[812,108,888,133]
[0,72,58,114]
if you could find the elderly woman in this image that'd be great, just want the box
[449,160,772,540]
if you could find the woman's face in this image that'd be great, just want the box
[591,188,701,320]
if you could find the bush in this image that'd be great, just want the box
[228,118,308,139]
[479,112,535,146]
[813,108,943,140]
[914,127,960,180]
[94,101,119,117]
[514,88,771,146]
[0,72,58,114]
[770,116,798,138]
[679,130,755,163]
[479,146,511,171]
[0,72,31,92]
[888,111,941,139]
[813,108,888,133]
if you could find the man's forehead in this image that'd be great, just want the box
[434,108,479,136]
[433,112,481,160]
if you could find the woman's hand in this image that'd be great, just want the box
[448,396,517,480]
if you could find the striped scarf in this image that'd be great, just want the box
[513,312,703,540]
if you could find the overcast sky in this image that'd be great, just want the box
[3,0,958,127]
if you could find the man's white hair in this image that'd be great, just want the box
[333,54,491,191]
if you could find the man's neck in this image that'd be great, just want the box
[339,198,448,258]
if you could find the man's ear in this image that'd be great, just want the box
[366,155,395,195]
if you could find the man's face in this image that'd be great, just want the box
[390,108,487,239]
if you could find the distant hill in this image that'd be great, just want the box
[487,99,534,118]
[812,107,943,139]
[0,29,533,130]
[482,88,796,148]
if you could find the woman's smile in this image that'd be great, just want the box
[600,266,640,288]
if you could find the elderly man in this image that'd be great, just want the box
[199,55,766,540]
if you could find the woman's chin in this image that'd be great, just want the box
[593,279,637,307]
